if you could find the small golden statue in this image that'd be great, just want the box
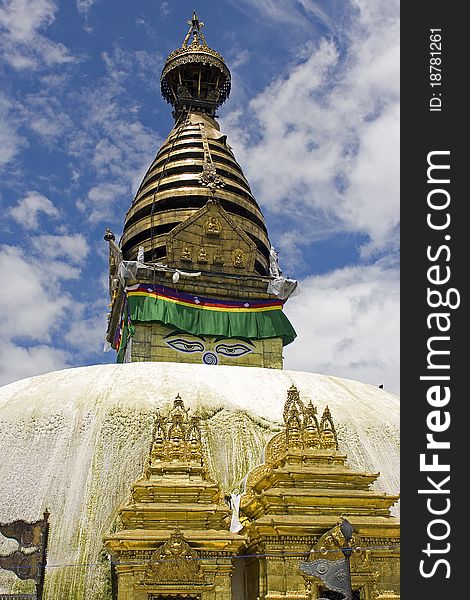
[205,216,221,237]
[213,249,224,265]
[198,247,208,263]
[233,248,246,269]
[181,246,192,262]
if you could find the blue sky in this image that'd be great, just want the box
[0,0,399,392]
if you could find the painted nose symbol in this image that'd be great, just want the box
[202,352,218,365]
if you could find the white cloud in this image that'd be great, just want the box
[0,0,74,70]
[79,182,130,224]
[76,0,96,17]
[0,94,25,170]
[283,261,400,394]
[0,341,70,385]
[8,191,59,229]
[31,233,90,264]
[101,45,163,90]
[222,0,399,258]
[68,77,160,224]
[228,0,336,31]
[0,244,72,341]
[21,92,74,144]
[0,239,95,386]
[63,310,109,357]
[159,2,170,19]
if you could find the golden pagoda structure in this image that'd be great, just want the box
[105,12,297,370]
[239,385,400,599]
[105,385,400,599]
[105,394,245,599]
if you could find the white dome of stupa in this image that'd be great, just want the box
[0,362,399,597]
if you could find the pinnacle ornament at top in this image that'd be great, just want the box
[160,12,231,120]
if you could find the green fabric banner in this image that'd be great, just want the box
[121,292,296,354]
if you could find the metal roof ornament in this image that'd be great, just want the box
[182,11,207,48]
[160,12,231,119]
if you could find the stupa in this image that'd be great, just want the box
[0,13,399,600]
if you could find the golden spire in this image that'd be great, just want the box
[160,12,231,120]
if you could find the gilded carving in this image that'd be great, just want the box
[257,387,340,471]
[303,521,381,600]
[213,249,224,265]
[286,403,304,449]
[187,416,203,461]
[283,384,305,424]
[304,401,321,449]
[246,464,273,491]
[242,386,345,515]
[162,51,230,81]
[284,386,339,453]
[198,123,225,191]
[232,248,246,269]
[265,431,287,464]
[145,530,203,583]
[205,216,221,237]
[320,406,338,449]
[197,247,208,263]
[148,395,204,465]
[240,490,255,509]
[150,415,167,461]
[199,160,225,190]
[181,245,193,262]
[313,521,359,562]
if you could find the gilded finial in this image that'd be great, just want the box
[319,405,338,449]
[161,11,231,119]
[182,11,206,48]
[281,387,339,451]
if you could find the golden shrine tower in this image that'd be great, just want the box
[105,12,297,370]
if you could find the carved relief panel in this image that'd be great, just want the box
[166,200,256,274]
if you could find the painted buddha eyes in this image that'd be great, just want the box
[165,338,205,353]
[214,343,252,357]
[164,335,253,360]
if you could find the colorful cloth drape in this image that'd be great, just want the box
[114,299,134,361]
[116,283,296,362]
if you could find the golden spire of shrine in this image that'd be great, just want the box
[161,11,231,121]
[106,13,297,369]
[119,12,271,274]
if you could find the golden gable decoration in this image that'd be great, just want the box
[166,198,256,274]
[238,386,400,600]
[144,530,203,584]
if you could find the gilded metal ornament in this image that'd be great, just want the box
[148,395,203,465]
[145,530,203,583]
[232,248,246,268]
[204,216,221,237]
